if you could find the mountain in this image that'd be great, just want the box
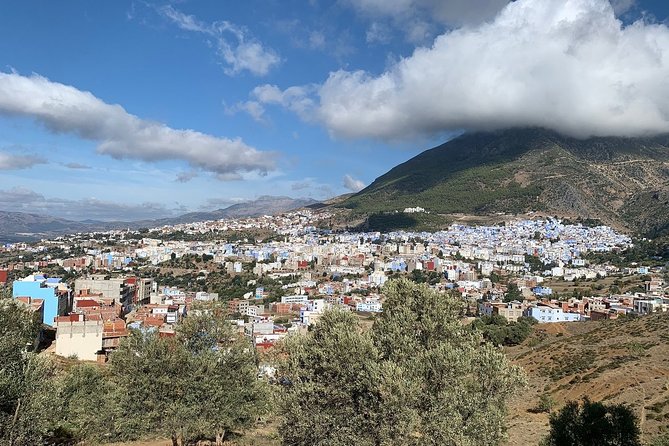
[150,196,318,226]
[343,128,669,235]
[0,211,94,242]
[0,196,318,242]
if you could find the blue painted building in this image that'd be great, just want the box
[532,286,553,296]
[13,274,71,326]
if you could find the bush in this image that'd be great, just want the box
[543,398,641,446]
[533,393,556,413]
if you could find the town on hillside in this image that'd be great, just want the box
[1,209,665,363]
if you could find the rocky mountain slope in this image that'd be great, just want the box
[342,128,669,235]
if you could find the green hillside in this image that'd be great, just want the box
[342,128,669,235]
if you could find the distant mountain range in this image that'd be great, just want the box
[0,196,318,242]
[342,128,669,236]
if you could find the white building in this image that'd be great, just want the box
[524,304,581,323]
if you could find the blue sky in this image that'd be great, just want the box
[0,0,668,220]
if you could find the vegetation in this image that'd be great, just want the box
[504,282,523,302]
[531,393,556,414]
[0,301,269,445]
[340,128,669,236]
[278,279,525,445]
[542,398,641,446]
[0,298,58,445]
[471,314,536,346]
[584,237,669,266]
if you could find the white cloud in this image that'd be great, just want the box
[225,100,267,123]
[233,84,316,122]
[0,72,275,176]
[366,22,393,44]
[611,0,635,15]
[343,174,366,192]
[273,0,669,140]
[160,6,281,76]
[308,31,326,50]
[291,180,313,191]
[348,0,509,25]
[0,152,46,170]
[346,0,509,43]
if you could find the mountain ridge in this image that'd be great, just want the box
[0,196,318,242]
[342,128,669,235]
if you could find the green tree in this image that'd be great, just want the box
[109,330,196,445]
[108,308,269,446]
[649,433,669,446]
[472,315,535,346]
[58,363,121,443]
[177,311,270,445]
[533,393,556,414]
[0,300,60,445]
[279,310,382,446]
[279,279,526,446]
[543,398,641,446]
[504,282,523,302]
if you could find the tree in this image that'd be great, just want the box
[177,311,270,445]
[108,308,269,446]
[0,300,60,445]
[109,330,198,445]
[279,279,526,446]
[471,315,535,346]
[649,433,669,446]
[279,310,382,446]
[504,282,523,302]
[58,363,121,443]
[543,398,641,446]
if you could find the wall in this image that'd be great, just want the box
[54,319,103,361]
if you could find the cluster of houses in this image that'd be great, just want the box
[2,213,667,361]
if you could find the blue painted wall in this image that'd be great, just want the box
[13,280,68,326]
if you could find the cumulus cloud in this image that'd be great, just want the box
[0,187,180,221]
[0,72,275,176]
[0,152,46,170]
[343,174,366,192]
[345,0,509,43]
[160,5,281,76]
[269,0,669,140]
[611,0,635,15]
[346,0,508,26]
[232,84,316,122]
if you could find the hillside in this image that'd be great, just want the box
[505,313,669,445]
[0,211,93,242]
[342,128,669,235]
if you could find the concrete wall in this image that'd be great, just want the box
[55,319,103,361]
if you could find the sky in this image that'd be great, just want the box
[1,0,669,221]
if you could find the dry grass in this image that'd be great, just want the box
[505,312,669,445]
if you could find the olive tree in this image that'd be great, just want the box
[0,299,60,445]
[279,278,526,446]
